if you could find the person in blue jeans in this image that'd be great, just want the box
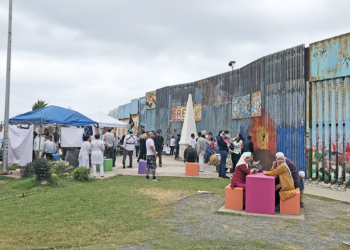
[217,132,230,179]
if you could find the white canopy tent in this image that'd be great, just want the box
[87,111,128,128]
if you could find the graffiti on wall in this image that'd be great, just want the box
[145,91,157,109]
[249,110,277,170]
[251,91,262,117]
[171,103,202,122]
[118,118,129,139]
[232,94,251,119]
[131,114,139,135]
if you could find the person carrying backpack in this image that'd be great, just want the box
[154,131,165,167]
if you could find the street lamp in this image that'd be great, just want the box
[228,61,236,84]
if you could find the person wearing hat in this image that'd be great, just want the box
[299,170,305,207]
[122,129,137,168]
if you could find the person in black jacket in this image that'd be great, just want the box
[137,131,147,162]
[243,136,254,154]
[184,145,198,163]
[174,134,181,159]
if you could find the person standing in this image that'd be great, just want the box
[103,128,116,166]
[79,135,91,169]
[243,136,254,154]
[122,129,137,168]
[33,131,38,161]
[189,133,195,148]
[154,131,164,167]
[42,136,56,160]
[170,136,175,155]
[137,131,147,162]
[217,133,230,179]
[91,134,105,178]
[174,134,181,159]
[135,132,140,157]
[146,132,159,181]
[196,132,209,172]
[230,134,243,173]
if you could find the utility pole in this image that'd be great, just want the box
[2,0,13,173]
[228,61,236,84]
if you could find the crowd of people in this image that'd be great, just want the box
[38,126,306,209]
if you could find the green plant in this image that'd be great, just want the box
[21,162,34,178]
[49,160,74,174]
[32,158,51,180]
[73,167,90,181]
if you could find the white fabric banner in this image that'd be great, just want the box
[61,127,84,147]
[8,125,34,166]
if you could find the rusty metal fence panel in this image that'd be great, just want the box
[152,45,305,170]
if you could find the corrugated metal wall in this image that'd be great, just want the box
[307,33,350,185]
[130,99,139,115]
[151,45,305,170]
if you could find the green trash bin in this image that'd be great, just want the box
[96,159,113,172]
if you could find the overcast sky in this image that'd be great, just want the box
[0,0,349,126]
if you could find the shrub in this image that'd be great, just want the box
[49,160,74,174]
[21,162,34,178]
[73,167,90,181]
[32,158,51,181]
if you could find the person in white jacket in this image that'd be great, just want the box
[78,135,91,169]
[230,134,244,173]
[91,134,105,178]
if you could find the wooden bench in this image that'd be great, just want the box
[225,185,243,210]
[185,162,199,176]
[280,188,300,215]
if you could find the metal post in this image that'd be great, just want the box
[2,0,13,173]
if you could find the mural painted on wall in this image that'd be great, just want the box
[118,118,129,139]
[130,114,139,135]
[251,91,262,117]
[171,103,202,122]
[232,94,251,119]
[248,110,277,170]
[145,91,157,109]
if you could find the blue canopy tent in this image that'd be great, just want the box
[10,105,98,126]
[9,106,98,163]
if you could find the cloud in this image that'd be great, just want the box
[0,0,349,133]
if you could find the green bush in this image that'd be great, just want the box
[73,167,90,181]
[32,158,51,181]
[49,160,74,174]
[21,162,35,178]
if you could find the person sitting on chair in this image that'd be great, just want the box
[184,145,198,163]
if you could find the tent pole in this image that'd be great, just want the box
[38,120,42,158]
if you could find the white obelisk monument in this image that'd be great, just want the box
[179,94,197,159]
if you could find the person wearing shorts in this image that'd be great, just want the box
[146,132,159,181]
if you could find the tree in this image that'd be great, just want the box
[32,100,48,111]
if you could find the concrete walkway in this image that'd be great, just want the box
[304,185,350,203]
[94,153,350,203]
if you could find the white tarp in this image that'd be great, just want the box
[87,111,128,128]
[8,125,34,166]
[61,127,84,147]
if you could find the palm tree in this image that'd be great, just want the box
[32,100,48,111]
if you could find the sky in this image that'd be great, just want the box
[0,0,349,129]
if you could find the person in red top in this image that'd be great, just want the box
[230,152,259,205]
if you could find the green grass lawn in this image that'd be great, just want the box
[0,175,230,249]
